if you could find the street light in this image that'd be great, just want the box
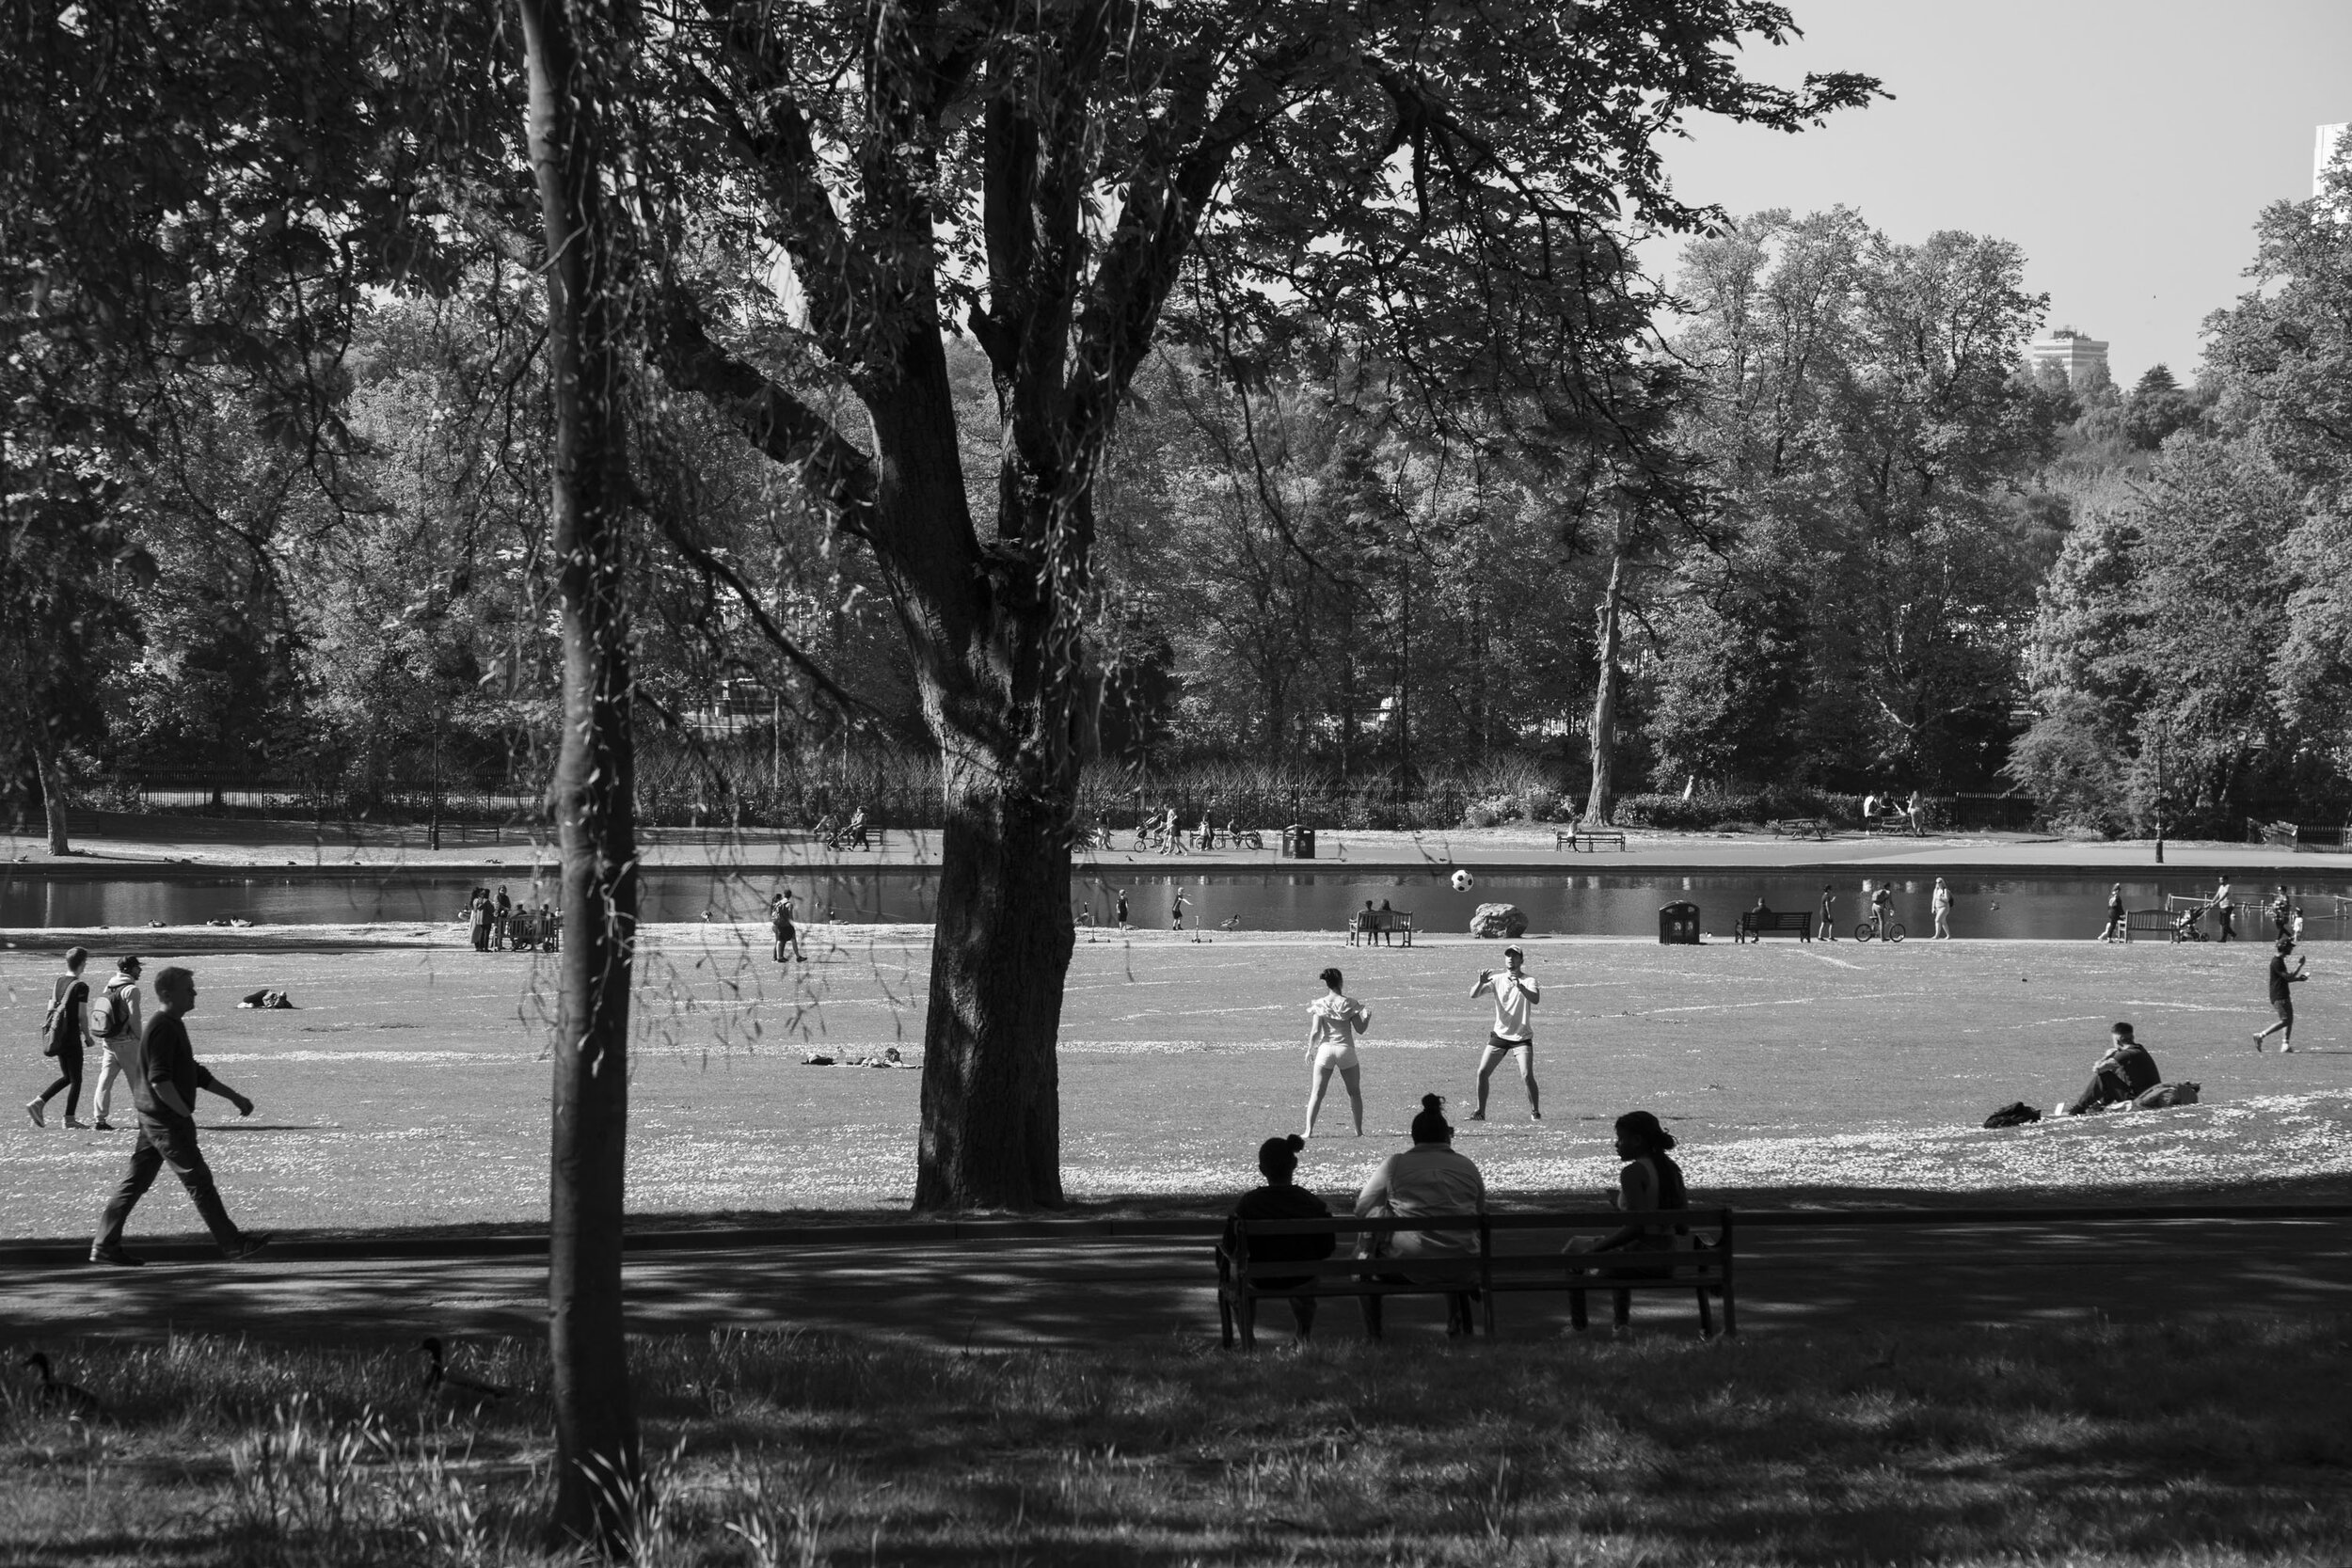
[2153,719,2166,866]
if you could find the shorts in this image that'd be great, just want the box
[2274,1000,2295,1023]
[1313,1043,1360,1073]
[1486,1034,1532,1053]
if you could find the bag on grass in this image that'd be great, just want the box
[2134,1082,2201,1110]
[1982,1100,2042,1129]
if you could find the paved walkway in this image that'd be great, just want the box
[8,1216,2349,1346]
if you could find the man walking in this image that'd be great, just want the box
[90,966,268,1266]
[88,957,144,1131]
[1931,878,1953,940]
[2100,885,2125,943]
[2254,939,2309,1053]
[25,945,94,1128]
[1469,946,1542,1121]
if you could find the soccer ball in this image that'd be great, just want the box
[1450,868,1475,893]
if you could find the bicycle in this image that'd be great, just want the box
[1852,913,1906,943]
[1223,820,1266,851]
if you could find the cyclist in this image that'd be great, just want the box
[1868,882,1897,940]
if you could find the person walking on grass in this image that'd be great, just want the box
[25,946,94,1129]
[90,966,268,1266]
[2100,884,2125,943]
[88,957,143,1131]
[1469,946,1542,1121]
[2255,938,2309,1053]
[1303,967,1370,1138]
[2212,873,2235,943]
[1820,885,1837,942]
[1931,878,1953,940]
[771,890,804,963]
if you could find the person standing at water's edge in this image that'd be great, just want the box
[91,966,268,1265]
[2255,939,2308,1053]
[2101,884,2125,943]
[1931,878,1953,940]
[1819,885,1836,942]
[2212,874,2235,942]
[89,957,143,1132]
[1114,890,1129,932]
[25,946,93,1129]
[1470,946,1541,1121]
[1303,967,1370,1138]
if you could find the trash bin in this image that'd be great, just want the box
[1281,824,1316,859]
[1659,900,1700,944]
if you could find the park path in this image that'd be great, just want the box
[8,1217,2351,1347]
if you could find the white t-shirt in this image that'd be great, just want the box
[1477,971,1536,1041]
[1308,993,1370,1047]
[1932,885,1951,911]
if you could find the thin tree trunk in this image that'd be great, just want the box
[517,0,642,1547]
[30,736,69,855]
[1584,547,1625,825]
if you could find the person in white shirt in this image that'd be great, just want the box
[88,957,144,1132]
[1302,967,1370,1138]
[1931,878,1953,940]
[1355,1094,1486,1337]
[1469,946,1541,1121]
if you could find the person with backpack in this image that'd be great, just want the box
[87,957,144,1131]
[24,946,95,1129]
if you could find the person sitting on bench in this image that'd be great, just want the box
[1738,896,1772,943]
[1225,1133,1336,1340]
[2059,1022,2161,1115]
[1566,1110,1691,1258]
[1355,1094,1485,1338]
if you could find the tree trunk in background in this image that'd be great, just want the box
[30,736,69,855]
[1583,548,1626,825]
[517,0,642,1548]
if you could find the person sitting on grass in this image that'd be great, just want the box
[1355,1094,1485,1338]
[2059,1022,2161,1116]
[1225,1133,1336,1341]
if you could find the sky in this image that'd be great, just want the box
[1651,0,2352,386]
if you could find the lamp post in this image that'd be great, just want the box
[2153,720,2166,866]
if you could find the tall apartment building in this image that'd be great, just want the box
[2026,328,2110,390]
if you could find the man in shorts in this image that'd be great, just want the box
[1469,946,1542,1121]
[2254,938,2308,1053]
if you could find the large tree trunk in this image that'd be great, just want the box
[517,0,642,1548]
[29,736,69,855]
[914,759,1074,1209]
[1583,547,1626,825]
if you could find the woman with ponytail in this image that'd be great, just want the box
[1226,1133,1336,1338]
[1565,1110,1695,1331]
[1354,1094,1486,1337]
[1302,967,1370,1138]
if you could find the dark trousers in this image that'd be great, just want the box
[94,1117,240,1251]
[36,1046,84,1117]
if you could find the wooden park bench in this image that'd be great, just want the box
[1556,828,1628,852]
[1216,1209,1734,1347]
[1736,910,1814,942]
[1346,909,1416,947]
[1768,816,1831,841]
[2126,909,2193,942]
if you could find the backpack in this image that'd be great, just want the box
[40,982,86,1057]
[2135,1082,2201,1110]
[1983,1101,2042,1129]
[90,985,131,1041]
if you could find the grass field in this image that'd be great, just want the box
[8,1317,2352,1566]
[4,927,2348,1237]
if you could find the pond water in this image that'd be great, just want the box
[3,869,2346,941]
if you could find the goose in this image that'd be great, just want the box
[22,1353,100,1418]
[420,1337,511,1403]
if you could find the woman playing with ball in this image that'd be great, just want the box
[1303,967,1371,1137]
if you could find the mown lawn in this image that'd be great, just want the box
[8,1315,2351,1565]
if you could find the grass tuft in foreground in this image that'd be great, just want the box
[5,1315,2350,1565]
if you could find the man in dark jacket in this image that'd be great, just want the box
[89,966,269,1266]
[2060,1022,2162,1116]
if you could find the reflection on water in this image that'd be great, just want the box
[1,869,2345,941]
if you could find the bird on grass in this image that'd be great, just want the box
[21,1353,100,1418]
[419,1337,510,1405]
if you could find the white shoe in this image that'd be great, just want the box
[2281,1044,2296,1053]
[24,1100,43,1128]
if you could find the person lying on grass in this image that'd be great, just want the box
[1224,1133,1336,1340]
[2058,1022,2161,1116]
